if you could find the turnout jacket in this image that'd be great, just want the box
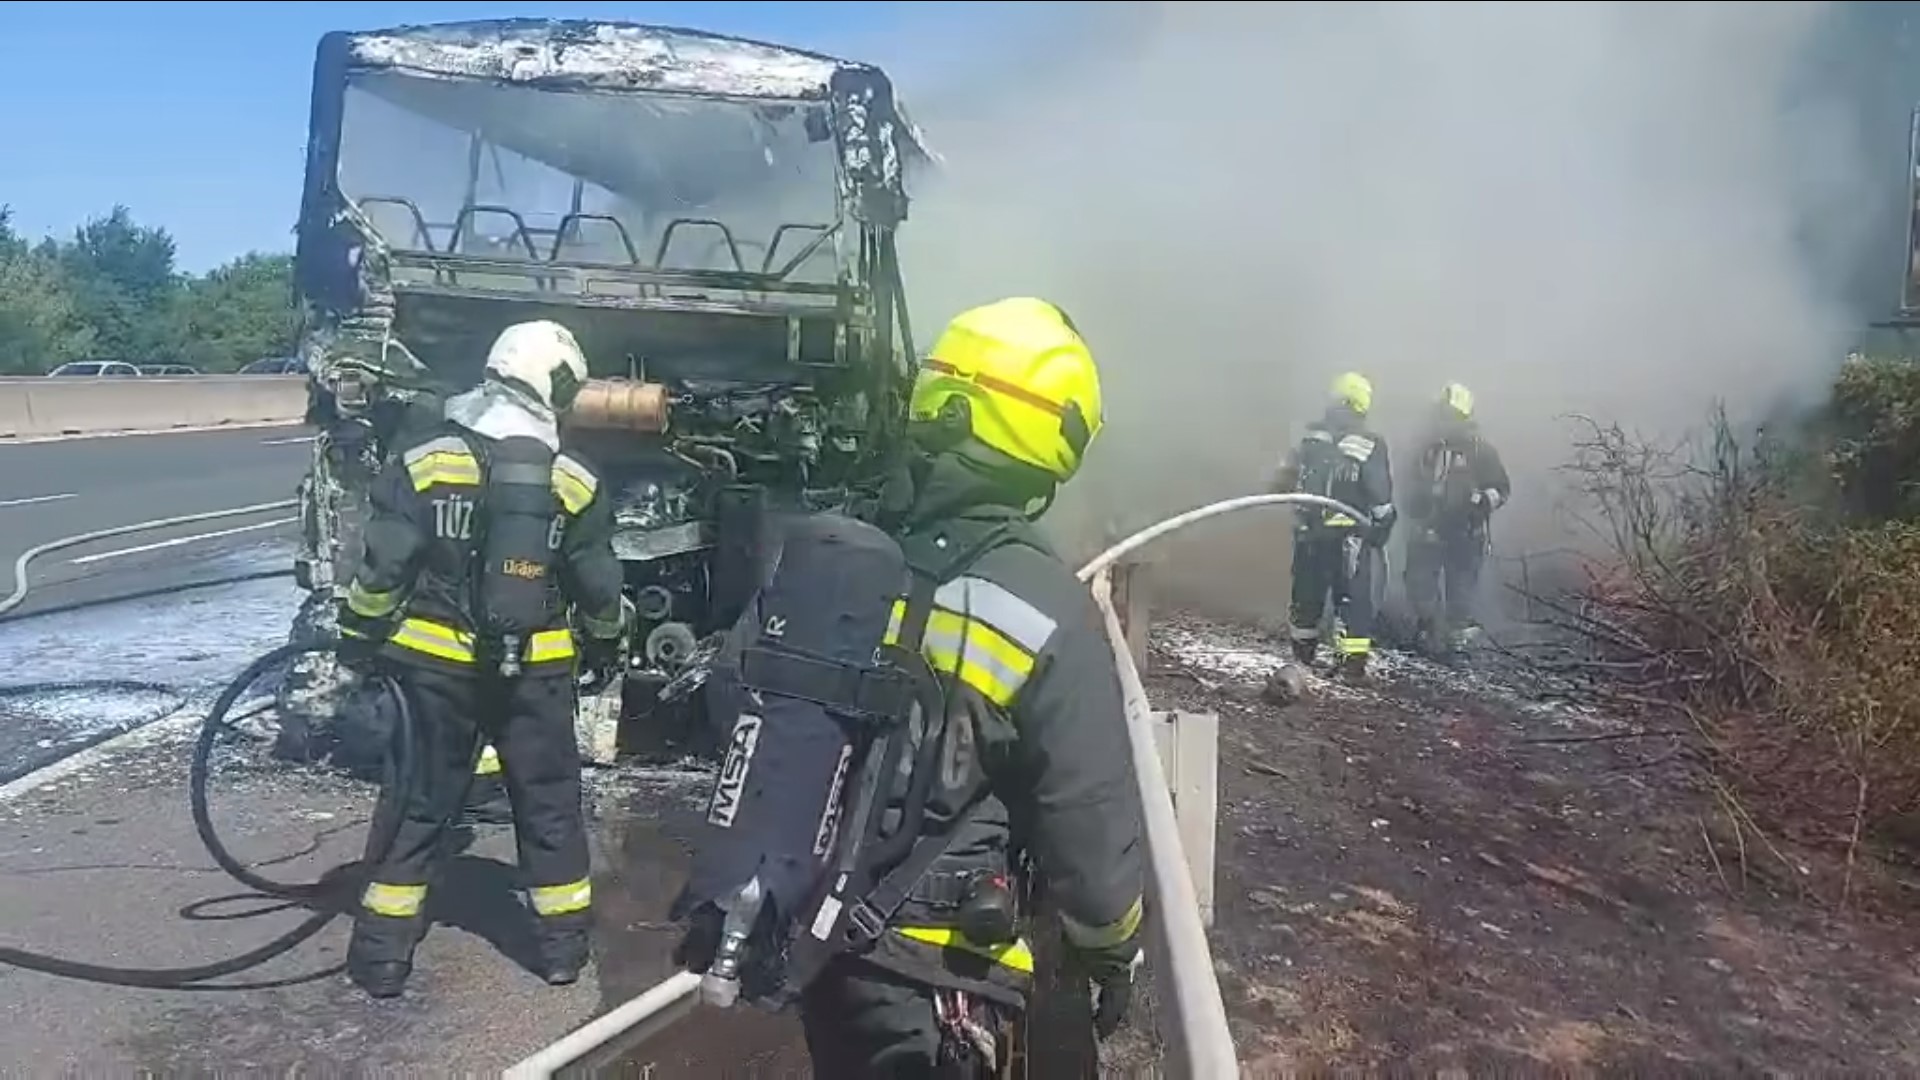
[1403,414,1512,531]
[342,423,626,674]
[865,491,1146,1005]
[1272,404,1395,534]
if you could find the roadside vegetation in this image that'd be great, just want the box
[1545,351,1920,903]
[0,204,295,375]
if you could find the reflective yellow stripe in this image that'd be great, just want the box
[528,629,576,663]
[551,454,598,515]
[406,454,482,491]
[475,744,502,776]
[883,601,1039,708]
[1062,896,1143,950]
[529,879,592,916]
[931,576,1059,654]
[403,436,481,491]
[390,618,476,663]
[386,619,576,665]
[1325,513,1358,527]
[895,927,1035,974]
[923,610,1034,707]
[346,580,401,618]
[362,881,427,917]
[1336,635,1371,656]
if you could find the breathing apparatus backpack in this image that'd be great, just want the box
[1418,436,1482,531]
[465,433,565,677]
[1295,425,1367,531]
[674,510,1024,1009]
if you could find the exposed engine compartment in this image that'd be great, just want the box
[563,368,883,710]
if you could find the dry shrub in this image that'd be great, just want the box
[1557,405,1920,881]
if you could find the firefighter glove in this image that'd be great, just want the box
[1366,502,1398,547]
[335,607,393,670]
[1083,940,1143,1039]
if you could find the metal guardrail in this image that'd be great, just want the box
[1088,567,1239,1078]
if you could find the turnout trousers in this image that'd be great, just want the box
[801,958,1019,1079]
[1404,522,1487,646]
[349,664,592,978]
[1288,527,1375,662]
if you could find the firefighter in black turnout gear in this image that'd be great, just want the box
[335,320,628,999]
[794,298,1146,1076]
[1274,372,1396,678]
[672,299,1145,1077]
[1403,382,1511,659]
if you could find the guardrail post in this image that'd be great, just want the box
[1150,711,1219,928]
[1110,555,1151,674]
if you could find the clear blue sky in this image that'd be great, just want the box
[0,1,1030,271]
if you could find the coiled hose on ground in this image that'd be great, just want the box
[0,643,411,988]
[0,505,414,988]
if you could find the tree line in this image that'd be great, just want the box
[0,204,297,375]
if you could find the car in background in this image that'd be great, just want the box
[137,363,201,377]
[238,356,306,376]
[47,360,141,377]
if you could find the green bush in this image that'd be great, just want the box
[1826,353,1920,519]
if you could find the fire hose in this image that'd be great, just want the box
[1076,492,1370,583]
[0,504,414,989]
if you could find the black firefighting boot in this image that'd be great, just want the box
[1338,650,1370,682]
[347,912,421,999]
[535,915,592,986]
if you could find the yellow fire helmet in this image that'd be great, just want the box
[1441,381,1475,419]
[1331,371,1373,417]
[912,297,1103,483]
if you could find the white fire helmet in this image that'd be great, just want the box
[483,320,588,411]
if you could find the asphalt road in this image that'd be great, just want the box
[0,425,314,617]
[0,424,814,1073]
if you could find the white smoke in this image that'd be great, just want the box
[885,1,1885,613]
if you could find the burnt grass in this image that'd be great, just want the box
[1148,613,1920,1075]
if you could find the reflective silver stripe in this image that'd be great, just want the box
[1288,624,1320,642]
[931,576,1058,655]
[553,453,598,499]
[1303,429,1332,443]
[1338,434,1375,461]
[402,436,471,466]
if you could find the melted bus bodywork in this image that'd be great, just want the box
[283,19,931,757]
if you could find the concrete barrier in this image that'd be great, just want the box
[0,376,307,440]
